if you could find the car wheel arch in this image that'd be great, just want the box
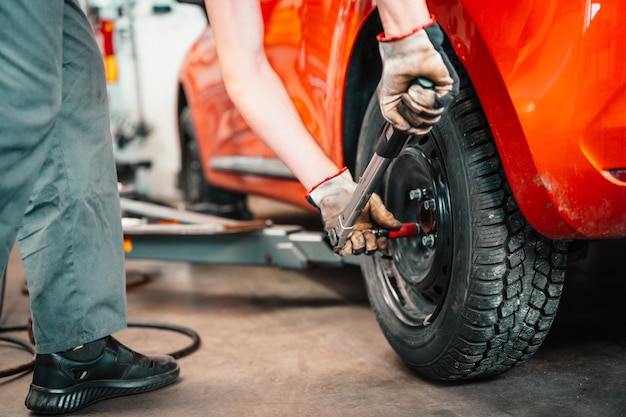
[341,11,383,176]
[432,8,578,238]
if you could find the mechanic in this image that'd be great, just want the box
[0,1,179,414]
[204,0,459,256]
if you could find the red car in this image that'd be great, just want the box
[174,0,626,380]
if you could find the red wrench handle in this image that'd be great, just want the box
[375,222,420,239]
[389,222,420,239]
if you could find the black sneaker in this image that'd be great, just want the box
[25,336,180,414]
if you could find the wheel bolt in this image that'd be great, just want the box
[409,188,430,201]
[423,199,436,211]
[422,234,436,248]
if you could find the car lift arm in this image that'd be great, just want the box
[121,198,359,270]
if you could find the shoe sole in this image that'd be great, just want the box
[25,366,179,415]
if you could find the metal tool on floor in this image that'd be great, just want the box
[121,196,357,270]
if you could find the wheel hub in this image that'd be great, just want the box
[378,136,453,327]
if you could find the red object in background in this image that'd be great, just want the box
[99,19,118,82]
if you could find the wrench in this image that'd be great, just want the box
[328,78,433,251]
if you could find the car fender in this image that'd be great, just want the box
[430,0,626,239]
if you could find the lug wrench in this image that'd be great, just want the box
[328,78,433,251]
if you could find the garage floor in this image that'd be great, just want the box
[1,197,625,417]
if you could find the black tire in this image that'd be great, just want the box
[178,106,251,220]
[355,53,569,380]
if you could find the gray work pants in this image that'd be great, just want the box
[0,0,127,354]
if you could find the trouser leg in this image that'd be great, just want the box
[0,0,127,354]
[0,3,61,278]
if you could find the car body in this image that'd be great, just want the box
[175,0,626,380]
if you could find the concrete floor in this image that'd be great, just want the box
[1,198,625,417]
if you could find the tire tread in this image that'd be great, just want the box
[411,59,568,381]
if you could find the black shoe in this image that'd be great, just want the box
[25,336,180,415]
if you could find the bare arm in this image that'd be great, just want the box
[204,0,338,190]
[203,0,435,188]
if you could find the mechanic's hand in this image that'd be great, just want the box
[307,169,401,256]
[377,18,459,135]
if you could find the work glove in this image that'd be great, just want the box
[377,17,459,135]
[307,168,401,256]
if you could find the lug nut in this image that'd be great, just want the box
[409,188,430,201]
[422,234,436,248]
[423,199,436,211]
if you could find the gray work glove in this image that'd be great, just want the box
[377,20,459,135]
[307,169,401,256]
